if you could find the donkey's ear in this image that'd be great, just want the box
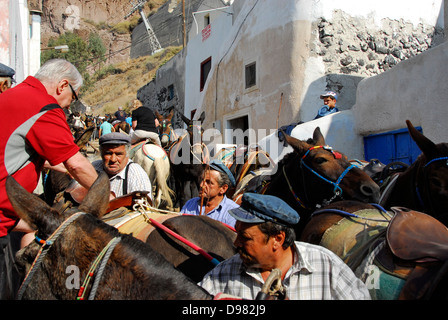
[406,120,437,160]
[155,110,163,122]
[180,113,192,126]
[197,111,206,123]
[281,130,311,155]
[312,127,326,146]
[5,176,61,237]
[79,172,110,219]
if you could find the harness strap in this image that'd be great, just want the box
[122,162,133,195]
[301,161,355,195]
[282,165,308,209]
[300,145,355,197]
[416,156,448,212]
[424,156,448,168]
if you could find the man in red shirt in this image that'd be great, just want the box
[0,59,98,299]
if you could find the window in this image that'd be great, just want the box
[167,84,174,101]
[204,14,210,26]
[245,62,256,89]
[200,57,212,92]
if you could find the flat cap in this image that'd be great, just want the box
[99,132,131,145]
[0,63,15,82]
[229,193,299,226]
[209,159,236,187]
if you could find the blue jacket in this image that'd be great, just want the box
[315,106,339,119]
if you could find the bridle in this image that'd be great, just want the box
[415,156,448,216]
[284,145,356,209]
[17,212,121,300]
[160,119,175,142]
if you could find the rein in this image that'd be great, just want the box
[17,212,86,300]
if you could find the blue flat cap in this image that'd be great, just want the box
[209,159,236,187]
[0,63,15,82]
[229,193,299,226]
[99,132,131,145]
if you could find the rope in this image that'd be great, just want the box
[17,212,86,300]
[358,240,386,283]
[86,237,121,300]
[282,165,308,209]
[133,199,221,266]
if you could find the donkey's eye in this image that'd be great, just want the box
[314,157,327,165]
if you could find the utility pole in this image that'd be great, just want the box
[125,0,162,55]
[182,0,186,48]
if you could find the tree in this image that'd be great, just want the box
[41,32,90,75]
[88,33,107,72]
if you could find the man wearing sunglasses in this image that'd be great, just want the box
[0,59,98,299]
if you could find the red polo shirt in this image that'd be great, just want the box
[0,76,79,237]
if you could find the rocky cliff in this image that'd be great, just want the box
[39,0,167,65]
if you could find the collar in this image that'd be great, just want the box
[23,76,59,104]
[196,195,228,212]
[240,242,315,283]
[108,159,132,180]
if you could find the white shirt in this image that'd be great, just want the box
[92,159,152,199]
[199,241,371,300]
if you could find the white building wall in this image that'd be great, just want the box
[258,110,362,164]
[189,0,443,161]
[353,39,448,144]
[186,0,443,128]
[1,0,41,84]
[184,7,234,119]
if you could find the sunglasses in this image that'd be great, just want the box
[69,83,79,102]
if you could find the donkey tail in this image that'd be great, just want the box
[153,156,175,209]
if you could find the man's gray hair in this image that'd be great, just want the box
[215,169,233,188]
[35,59,83,91]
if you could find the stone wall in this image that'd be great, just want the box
[311,9,444,112]
[136,49,187,128]
[315,10,444,77]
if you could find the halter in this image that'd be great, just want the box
[17,211,121,300]
[159,120,175,145]
[17,212,86,299]
[300,145,356,199]
[424,156,448,168]
[415,156,448,211]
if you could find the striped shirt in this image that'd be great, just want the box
[92,159,152,199]
[199,241,371,300]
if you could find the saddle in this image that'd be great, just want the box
[387,207,448,262]
[376,207,448,299]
